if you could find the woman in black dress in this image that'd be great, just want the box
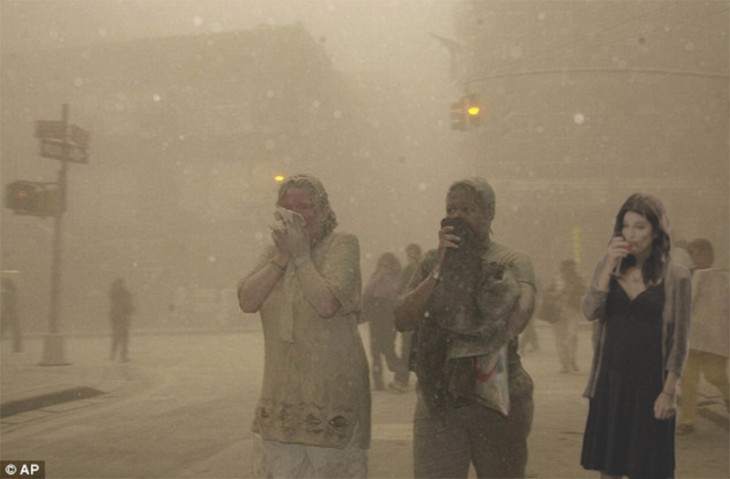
[581,193,692,479]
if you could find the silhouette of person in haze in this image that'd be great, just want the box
[392,243,423,391]
[1,278,22,352]
[109,278,134,362]
[518,312,540,354]
[546,259,586,373]
[362,252,403,391]
[676,238,730,435]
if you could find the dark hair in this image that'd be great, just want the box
[405,243,422,257]
[376,252,402,273]
[613,193,671,284]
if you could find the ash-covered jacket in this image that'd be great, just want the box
[581,257,691,398]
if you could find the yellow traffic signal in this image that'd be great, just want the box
[450,94,483,130]
[464,94,482,128]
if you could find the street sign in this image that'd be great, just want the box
[35,121,90,149]
[39,139,88,164]
[35,120,65,141]
[68,124,90,149]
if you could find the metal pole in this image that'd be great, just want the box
[40,104,69,366]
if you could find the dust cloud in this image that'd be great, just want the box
[1,1,727,340]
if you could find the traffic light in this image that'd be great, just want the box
[464,94,482,128]
[5,180,63,217]
[450,100,468,130]
[450,94,483,130]
[6,181,37,212]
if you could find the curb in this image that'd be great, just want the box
[0,386,104,418]
[14,326,256,340]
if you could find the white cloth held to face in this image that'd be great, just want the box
[274,207,310,258]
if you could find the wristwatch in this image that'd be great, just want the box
[430,268,441,281]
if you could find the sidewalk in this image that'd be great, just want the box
[2,325,728,478]
[1,327,252,422]
[0,334,130,423]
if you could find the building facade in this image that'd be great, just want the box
[448,0,729,278]
[1,24,372,332]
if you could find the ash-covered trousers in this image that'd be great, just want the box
[413,390,533,479]
[252,433,368,479]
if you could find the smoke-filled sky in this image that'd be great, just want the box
[2,0,727,330]
[1,0,453,74]
[0,0,467,319]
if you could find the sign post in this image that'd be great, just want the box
[35,104,90,366]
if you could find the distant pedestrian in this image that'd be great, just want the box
[677,238,730,435]
[581,193,691,479]
[393,243,423,390]
[672,239,695,271]
[1,278,22,352]
[519,314,540,354]
[521,279,545,354]
[547,259,586,373]
[109,278,134,362]
[362,252,403,391]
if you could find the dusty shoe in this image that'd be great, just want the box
[676,423,695,435]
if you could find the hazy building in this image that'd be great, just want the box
[447,0,729,278]
[1,23,373,331]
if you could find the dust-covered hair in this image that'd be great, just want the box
[277,174,338,239]
[448,176,496,222]
[376,252,402,273]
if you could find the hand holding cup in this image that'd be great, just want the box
[608,236,634,277]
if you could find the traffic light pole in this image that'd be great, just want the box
[40,104,69,366]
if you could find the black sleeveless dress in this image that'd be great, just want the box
[581,279,675,479]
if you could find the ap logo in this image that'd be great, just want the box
[0,461,45,478]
